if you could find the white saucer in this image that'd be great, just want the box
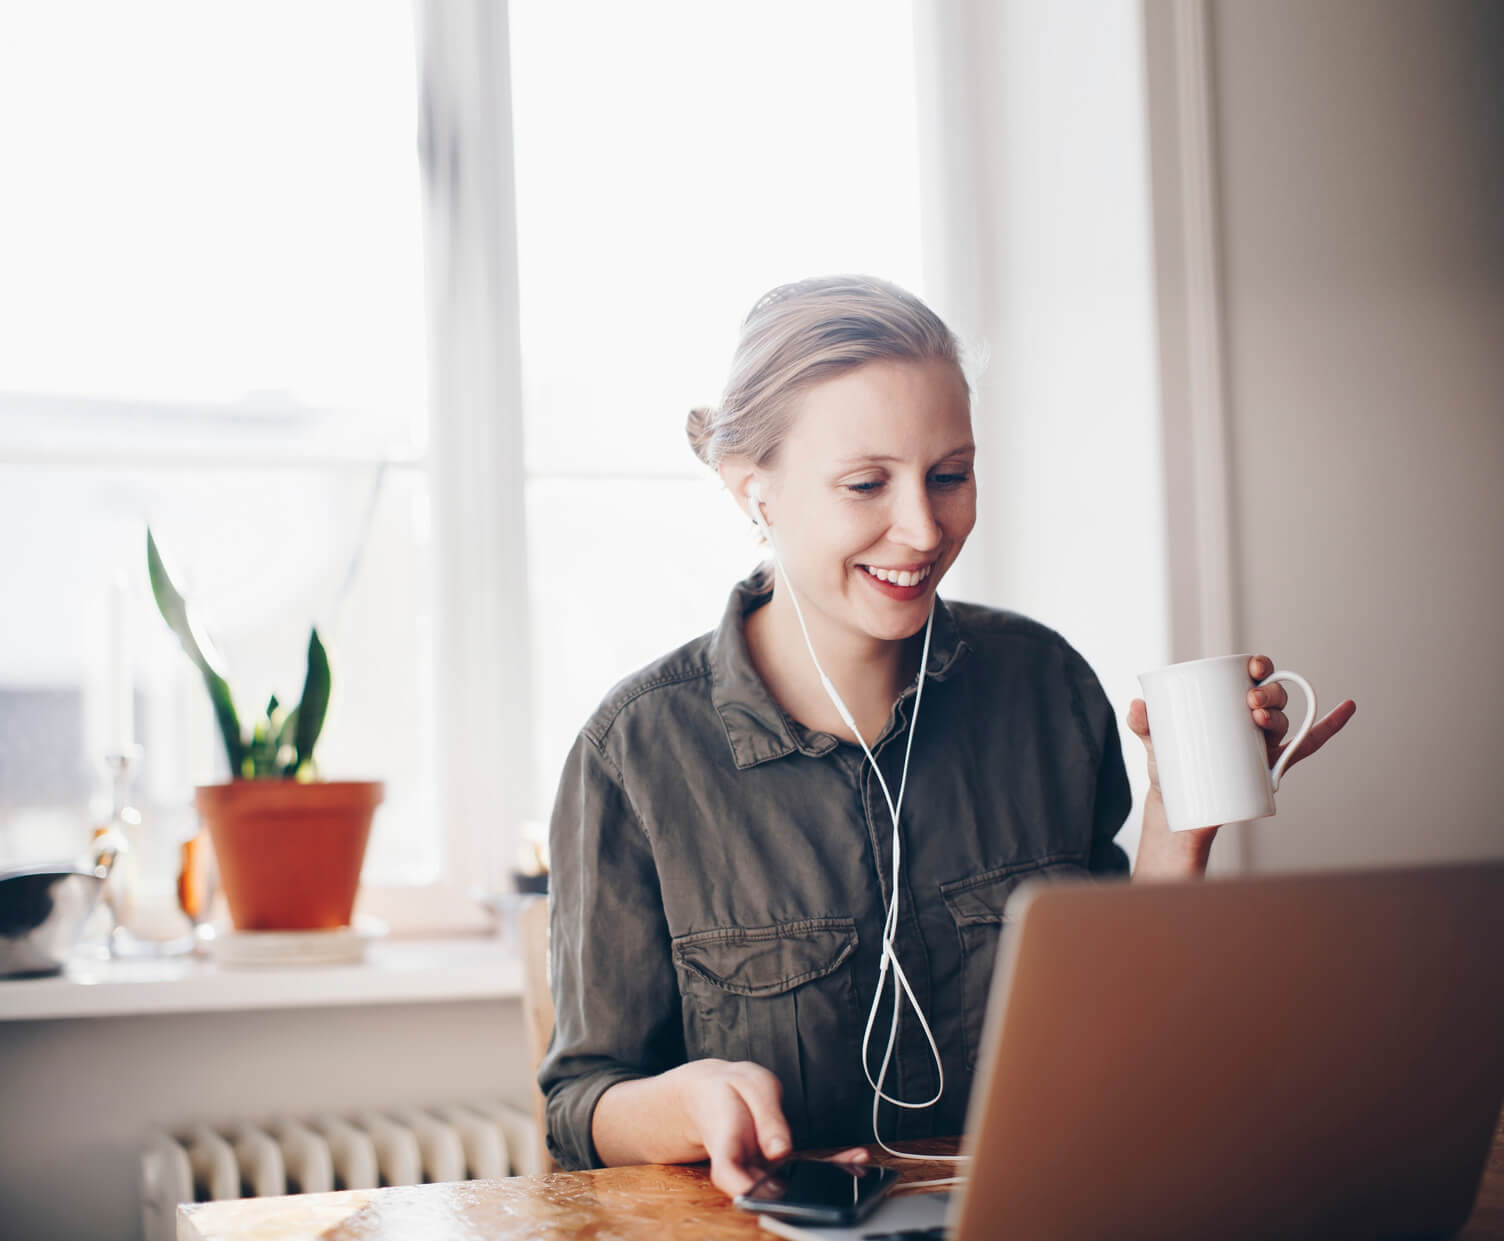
[211,915,386,968]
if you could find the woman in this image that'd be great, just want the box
[539,275,1355,1195]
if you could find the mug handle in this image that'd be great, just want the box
[1260,670,1318,792]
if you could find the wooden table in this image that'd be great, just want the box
[181,1118,1504,1241]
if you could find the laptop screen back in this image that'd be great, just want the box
[951,863,1504,1241]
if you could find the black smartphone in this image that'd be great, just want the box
[733,1157,900,1225]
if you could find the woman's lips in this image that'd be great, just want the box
[857,561,935,602]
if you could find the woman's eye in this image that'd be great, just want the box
[844,480,884,494]
[930,472,972,487]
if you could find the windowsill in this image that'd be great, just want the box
[0,935,523,1022]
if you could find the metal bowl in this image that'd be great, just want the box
[0,863,109,978]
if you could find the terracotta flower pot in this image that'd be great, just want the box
[194,780,384,931]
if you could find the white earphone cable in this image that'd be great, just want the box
[748,488,968,1162]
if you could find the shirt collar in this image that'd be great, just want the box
[708,568,972,770]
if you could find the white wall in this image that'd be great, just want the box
[1201,0,1504,871]
[0,999,532,1241]
[917,0,1168,865]
[925,0,1504,874]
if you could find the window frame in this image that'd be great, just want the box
[414,0,536,891]
[0,0,537,904]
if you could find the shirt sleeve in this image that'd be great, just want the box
[537,730,686,1170]
[1068,654,1133,876]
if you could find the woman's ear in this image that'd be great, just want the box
[719,458,764,524]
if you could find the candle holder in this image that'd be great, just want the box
[104,746,144,816]
[96,746,200,958]
[88,746,140,950]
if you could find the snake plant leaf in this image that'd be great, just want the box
[245,719,279,779]
[277,707,301,777]
[146,528,245,774]
[293,627,330,769]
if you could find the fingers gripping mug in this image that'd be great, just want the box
[1137,655,1318,832]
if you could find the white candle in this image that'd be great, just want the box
[108,576,133,754]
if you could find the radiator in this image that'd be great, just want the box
[140,1100,539,1241]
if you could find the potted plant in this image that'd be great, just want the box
[147,528,383,931]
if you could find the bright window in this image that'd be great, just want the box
[0,2,437,882]
[0,0,925,892]
[508,0,924,819]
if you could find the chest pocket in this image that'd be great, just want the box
[672,917,860,1142]
[940,856,1090,1069]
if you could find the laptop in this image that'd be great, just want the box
[760,861,1504,1241]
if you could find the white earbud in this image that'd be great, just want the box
[746,481,766,529]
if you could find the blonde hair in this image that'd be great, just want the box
[686,275,965,469]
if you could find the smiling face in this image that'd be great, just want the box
[748,356,976,649]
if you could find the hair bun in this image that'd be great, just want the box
[686,406,716,465]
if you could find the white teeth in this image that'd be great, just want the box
[863,563,932,587]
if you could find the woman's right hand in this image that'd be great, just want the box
[592,1059,868,1197]
[667,1059,795,1195]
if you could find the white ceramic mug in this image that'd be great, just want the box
[1137,654,1318,832]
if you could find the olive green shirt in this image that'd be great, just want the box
[540,572,1132,1170]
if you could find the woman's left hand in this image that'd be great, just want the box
[1127,654,1357,877]
[1238,655,1356,773]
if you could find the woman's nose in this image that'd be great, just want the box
[889,484,942,552]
